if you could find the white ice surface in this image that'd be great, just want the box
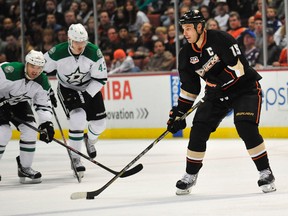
[0,138,287,216]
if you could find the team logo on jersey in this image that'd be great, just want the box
[65,67,87,85]
[97,49,103,58]
[48,47,56,55]
[190,56,199,64]
[4,66,14,73]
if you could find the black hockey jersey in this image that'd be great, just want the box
[178,30,262,96]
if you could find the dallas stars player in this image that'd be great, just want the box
[167,10,276,195]
[0,50,55,183]
[44,23,108,178]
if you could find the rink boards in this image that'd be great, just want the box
[11,69,288,139]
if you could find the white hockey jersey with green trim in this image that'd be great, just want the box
[44,42,108,97]
[0,62,53,124]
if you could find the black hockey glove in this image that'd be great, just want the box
[38,121,55,143]
[49,89,57,108]
[167,106,186,134]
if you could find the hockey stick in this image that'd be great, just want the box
[70,99,203,200]
[11,115,143,178]
[52,106,81,183]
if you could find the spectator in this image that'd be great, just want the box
[56,27,68,43]
[98,10,112,43]
[86,16,95,43]
[272,48,288,67]
[1,17,19,41]
[123,0,149,37]
[161,6,175,28]
[137,0,170,15]
[133,22,154,60]
[118,25,136,54]
[167,24,186,57]
[227,11,247,40]
[214,0,229,31]
[155,26,169,49]
[254,13,263,50]
[100,26,121,54]
[255,28,281,68]
[4,33,21,62]
[266,6,282,33]
[144,40,175,72]
[63,10,77,28]
[40,28,57,53]
[199,5,211,21]
[45,13,62,32]
[79,0,93,25]
[103,0,117,20]
[109,49,139,74]
[69,1,82,23]
[241,29,259,67]
[37,0,65,27]
[273,16,286,49]
[206,18,220,30]
[247,15,255,31]
[0,37,7,63]
[113,6,126,27]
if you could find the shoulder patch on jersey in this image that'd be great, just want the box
[97,49,103,58]
[48,47,56,55]
[4,65,14,73]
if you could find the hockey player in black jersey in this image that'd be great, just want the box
[167,10,276,195]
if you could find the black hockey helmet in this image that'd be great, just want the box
[179,9,205,25]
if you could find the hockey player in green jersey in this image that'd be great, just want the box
[0,50,55,184]
[44,23,108,178]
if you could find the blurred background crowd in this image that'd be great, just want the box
[0,0,287,74]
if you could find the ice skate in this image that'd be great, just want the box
[84,133,97,158]
[176,172,198,195]
[71,157,85,178]
[16,156,42,184]
[258,168,276,193]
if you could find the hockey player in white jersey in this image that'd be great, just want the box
[44,23,108,178]
[0,50,55,184]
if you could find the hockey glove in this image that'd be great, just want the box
[49,89,57,108]
[167,107,186,134]
[38,121,55,143]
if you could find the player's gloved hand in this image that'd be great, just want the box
[204,84,223,102]
[167,107,186,134]
[49,89,57,108]
[0,99,12,121]
[38,121,55,143]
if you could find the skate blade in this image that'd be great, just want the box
[260,183,276,193]
[19,177,42,184]
[74,171,84,179]
[176,188,192,195]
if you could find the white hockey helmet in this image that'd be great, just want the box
[68,23,88,42]
[25,50,45,80]
[25,50,45,67]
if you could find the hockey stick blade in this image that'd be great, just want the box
[11,115,143,178]
[71,163,143,200]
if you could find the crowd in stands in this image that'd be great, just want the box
[0,0,287,73]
